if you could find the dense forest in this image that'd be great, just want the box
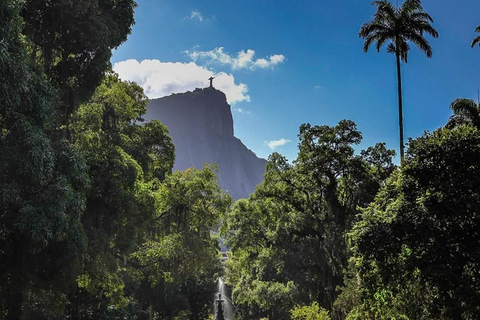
[1,0,479,319]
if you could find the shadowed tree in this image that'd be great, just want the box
[1,2,90,317]
[359,0,438,162]
[446,98,480,129]
[351,126,480,319]
[223,121,396,319]
[21,0,137,123]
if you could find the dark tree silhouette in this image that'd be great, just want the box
[446,98,480,129]
[359,0,438,162]
[471,25,480,48]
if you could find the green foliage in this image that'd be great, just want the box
[291,302,331,320]
[21,0,137,116]
[131,166,231,319]
[9,1,480,319]
[66,73,228,319]
[350,126,480,319]
[71,74,229,318]
[1,1,89,318]
[445,98,480,129]
[58,74,162,318]
[331,258,362,319]
[224,120,395,319]
[174,310,193,320]
[359,0,438,62]
[132,166,231,284]
[2,0,228,318]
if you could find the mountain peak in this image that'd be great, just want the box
[172,86,226,99]
[144,89,266,199]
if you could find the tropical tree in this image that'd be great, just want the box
[1,2,90,318]
[68,74,229,319]
[223,121,396,319]
[21,0,137,119]
[350,126,480,319]
[359,0,438,162]
[445,98,480,129]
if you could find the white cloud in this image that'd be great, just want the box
[188,47,285,70]
[113,59,250,104]
[269,54,285,64]
[189,9,204,22]
[232,107,251,114]
[265,138,292,150]
[253,58,269,68]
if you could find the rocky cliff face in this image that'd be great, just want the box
[144,87,266,200]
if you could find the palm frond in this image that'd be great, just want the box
[359,22,391,38]
[363,35,376,52]
[399,41,410,62]
[360,0,436,61]
[374,1,396,19]
[420,24,439,38]
[405,33,432,57]
[448,99,480,129]
[472,27,480,47]
[386,43,396,54]
[409,11,434,23]
[375,34,391,52]
[450,98,477,115]
[408,19,439,38]
[472,36,480,48]
[400,0,422,15]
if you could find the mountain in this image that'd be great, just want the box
[144,87,266,200]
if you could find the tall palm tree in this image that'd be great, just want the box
[359,0,438,162]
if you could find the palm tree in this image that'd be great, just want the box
[471,26,480,48]
[359,0,438,162]
[445,98,480,129]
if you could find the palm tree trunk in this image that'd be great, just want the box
[395,52,405,163]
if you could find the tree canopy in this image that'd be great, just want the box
[223,121,395,319]
[1,2,230,318]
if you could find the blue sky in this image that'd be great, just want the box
[112,0,480,163]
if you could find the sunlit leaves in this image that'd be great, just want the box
[290,302,331,320]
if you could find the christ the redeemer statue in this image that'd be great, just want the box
[208,76,215,88]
